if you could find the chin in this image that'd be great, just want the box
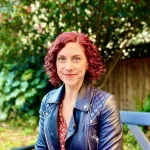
[64,81,77,87]
[63,79,83,88]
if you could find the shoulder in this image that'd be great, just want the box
[91,88,120,120]
[91,88,118,111]
[93,88,119,116]
[93,88,113,103]
[41,89,57,104]
[39,89,57,112]
[89,88,116,123]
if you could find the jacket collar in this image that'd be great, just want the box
[47,83,94,112]
[47,84,65,104]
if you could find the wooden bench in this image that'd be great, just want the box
[11,111,150,150]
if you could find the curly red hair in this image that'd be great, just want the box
[44,32,105,86]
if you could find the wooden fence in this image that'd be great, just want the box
[103,58,150,110]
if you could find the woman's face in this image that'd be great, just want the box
[56,42,88,88]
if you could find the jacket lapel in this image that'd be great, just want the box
[65,113,76,141]
[65,84,94,142]
[44,84,94,149]
[74,83,94,112]
[44,104,60,150]
[44,85,65,150]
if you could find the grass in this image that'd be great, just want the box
[0,121,38,150]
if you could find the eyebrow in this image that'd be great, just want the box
[72,55,82,57]
[57,54,82,57]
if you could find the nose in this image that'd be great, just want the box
[65,60,73,71]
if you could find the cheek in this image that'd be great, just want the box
[82,62,88,70]
[57,67,62,74]
[78,65,88,74]
[56,63,62,71]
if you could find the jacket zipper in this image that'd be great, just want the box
[92,135,99,149]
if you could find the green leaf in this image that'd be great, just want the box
[36,80,47,89]
[12,80,20,87]
[15,95,26,107]
[6,89,20,100]
[3,86,11,94]
[21,69,33,81]
[60,0,67,3]
[31,78,40,86]
[0,111,7,121]
[143,95,150,112]
[20,81,29,92]
[0,73,6,87]
[24,88,37,98]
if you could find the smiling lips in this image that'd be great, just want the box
[63,73,77,78]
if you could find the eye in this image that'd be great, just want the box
[72,57,81,62]
[57,57,66,62]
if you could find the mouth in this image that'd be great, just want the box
[63,74,77,77]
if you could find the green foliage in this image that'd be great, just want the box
[134,92,150,112]
[0,61,53,123]
[1,0,150,89]
[124,92,150,149]
[0,0,150,65]
[133,96,143,111]
[143,93,150,112]
[0,0,150,123]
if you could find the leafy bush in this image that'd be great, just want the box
[123,93,150,149]
[0,60,53,125]
[143,93,150,112]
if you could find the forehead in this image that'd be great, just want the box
[57,42,85,56]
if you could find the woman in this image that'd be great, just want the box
[35,32,122,150]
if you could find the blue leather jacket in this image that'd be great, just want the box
[35,84,122,150]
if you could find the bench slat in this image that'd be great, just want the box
[128,124,150,150]
[120,111,150,126]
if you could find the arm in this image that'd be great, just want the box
[35,94,49,150]
[98,95,123,150]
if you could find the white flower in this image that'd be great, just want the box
[41,22,47,28]
[21,37,28,44]
[32,15,39,23]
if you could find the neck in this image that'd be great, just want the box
[64,82,84,103]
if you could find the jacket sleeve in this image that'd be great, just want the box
[35,94,49,150]
[98,95,123,150]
